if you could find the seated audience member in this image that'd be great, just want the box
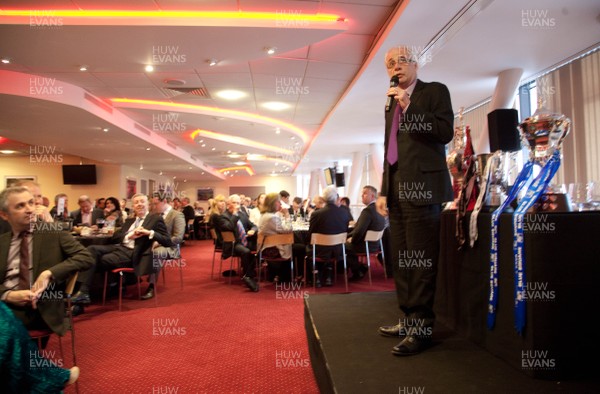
[346,186,386,280]
[339,196,354,222]
[143,191,186,300]
[193,201,205,216]
[208,195,227,247]
[72,193,172,305]
[95,197,105,210]
[238,194,250,217]
[215,194,259,292]
[249,193,266,227]
[181,197,195,223]
[120,198,130,218]
[172,198,182,211]
[289,196,305,220]
[307,186,351,287]
[258,193,306,283]
[0,302,80,391]
[70,195,103,226]
[306,195,326,221]
[49,193,70,220]
[0,186,93,334]
[279,190,291,210]
[245,196,253,210]
[14,180,53,223]
[102,197,124,227]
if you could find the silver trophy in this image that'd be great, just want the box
[518,99,571,211]
[446,107,467,209]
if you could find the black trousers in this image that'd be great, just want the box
[388,201,441,327]
[78,244,133,292]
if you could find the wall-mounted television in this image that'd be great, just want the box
[324,167,335,186]
[62,164,97,185]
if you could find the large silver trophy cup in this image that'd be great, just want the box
[518,100,571,211]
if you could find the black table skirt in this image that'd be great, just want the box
[435,209,600,379]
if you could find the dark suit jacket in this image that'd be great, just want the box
[70,208,104,226]
[381,79,454,206]
[0,218,10,235]
[110,214,172,276]
[308,203,351,259]
[215,210,258,258]
[182,205,195,223]
[348,202,386,253]
[0,230,94,335]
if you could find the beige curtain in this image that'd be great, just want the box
[543,49,600,185]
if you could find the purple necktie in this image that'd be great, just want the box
[386,104,402,165]
[236,219,248,247]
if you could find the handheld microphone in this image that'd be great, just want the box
[385,75,400,112]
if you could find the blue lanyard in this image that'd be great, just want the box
[487,160,534,329]
[512,150,561,334]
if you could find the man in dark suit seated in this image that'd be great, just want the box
[346,186,386,280]
[215,194,259,292]
[0,186,93,335]
[70,195,104,226]
[72,193,172,305]
[49,193,70,220]
[307,186,351,287]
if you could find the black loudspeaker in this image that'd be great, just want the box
[488,109,520,152]
[335,173,345,187]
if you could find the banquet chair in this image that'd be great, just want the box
[355,229,386,286]
[184,219,195,244]
[210,228,223,280]
[219,231,241,285]
[160,244,184,289]
[28,273,80,393]
[256,232,294,283]
[102,267,157,311]
[306,232,348,292]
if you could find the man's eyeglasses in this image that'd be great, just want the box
[386,56,416,69]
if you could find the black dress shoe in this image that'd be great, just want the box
[242,276,259,292]
[141,287,154,300]
[349,271,365,282]
[71,291,91,305]
[378,323,405,338]
[324,277,333,286]
[391,335,431,356]
[71,304,84,317]
[314,279,322,288]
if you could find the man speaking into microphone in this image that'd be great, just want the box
[376,46,454,356]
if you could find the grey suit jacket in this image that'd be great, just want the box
[0,230,94,335]
[161,208,186,258]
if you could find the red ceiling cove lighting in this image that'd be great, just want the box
[190,129,294,156]
[0,10,346,27]
[110,98,309,143]
[219,166,255,176]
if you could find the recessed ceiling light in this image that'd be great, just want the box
[234,161,246,166]
[207,58,218,66]
[173,176,177,179]
[1,58,10,64]
[183,179,187,183]
[140,164,144,170]
[262,101,291,111]
[79,65,88,71]
[102,128,109,132]
[201,143,206,147]
[265,47,277,55]
[215,89,247,100]
[145,65,154,72]
[0,150,16,154]
[211,147,216,151]
[290,136,296,140]
[146,147,151,151]
[275,128,280,134]
[201,172,205,175]
[159,171,163,175]
[188,166,192,169]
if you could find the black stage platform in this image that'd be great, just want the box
[304,292,599,394]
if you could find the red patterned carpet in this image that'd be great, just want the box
[47,238,394,393]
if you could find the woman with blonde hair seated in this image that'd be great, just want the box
[258,193,305,283]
